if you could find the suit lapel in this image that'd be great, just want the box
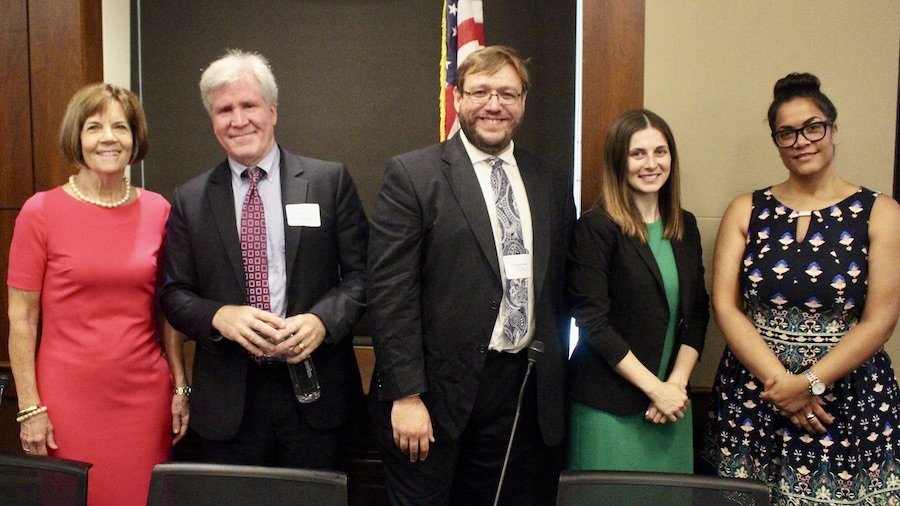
[629,220,694,321]
[207,162,247,294]
[441,137,501,281]
[627,234,665,298]
[517,150,550,301]
[279,148,308,289]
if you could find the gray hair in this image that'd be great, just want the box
[199,49,278,113]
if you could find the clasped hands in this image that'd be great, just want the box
[645,380,690,424]
[212,305,325,364]
[761,371,833,434]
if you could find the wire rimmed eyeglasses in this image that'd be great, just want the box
[771,121,832,148]
[462,89,523,105]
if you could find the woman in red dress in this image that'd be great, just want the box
[7,83,189,505]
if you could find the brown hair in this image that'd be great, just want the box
[59,83,149,167]
[457,45,530,93]
[598,109,683,242]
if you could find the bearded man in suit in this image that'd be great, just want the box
[367,45,575,505]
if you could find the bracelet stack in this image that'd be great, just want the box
[16,405,48,423]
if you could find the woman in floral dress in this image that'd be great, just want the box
[705,73,900,504]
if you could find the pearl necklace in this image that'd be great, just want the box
[68,175,132,208]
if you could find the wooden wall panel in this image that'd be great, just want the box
[0,212,15,365]
[580,0,645,212]
[28,0,103,192]
[0,0,33,208]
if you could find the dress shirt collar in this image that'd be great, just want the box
[227,144,280,179]
[458,131,516,168]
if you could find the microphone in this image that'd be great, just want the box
[494,340,544,506]
[527,339,544,364]
[0,374,10,409]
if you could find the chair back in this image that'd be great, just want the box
[0,454,91,506]
[557,470,770,506]
[147,462,348,506]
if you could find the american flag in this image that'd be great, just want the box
[440,0,484,140]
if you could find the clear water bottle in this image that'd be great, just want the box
[288,357,321,403]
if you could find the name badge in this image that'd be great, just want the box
[285,203,321,227]
[503,254,532,279]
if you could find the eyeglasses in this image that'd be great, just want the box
[462,89,523,105]
[771,121,832,148]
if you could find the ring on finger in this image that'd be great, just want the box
[23,448,30,453]
[805,412,816,421]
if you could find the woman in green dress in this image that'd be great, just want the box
[567,109,709,471]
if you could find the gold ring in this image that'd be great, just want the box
[805,413,816,421]
[297,343,304,351]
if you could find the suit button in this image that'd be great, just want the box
[477,344,488,354]
[490,300,500,310]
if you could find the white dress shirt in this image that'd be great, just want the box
[459,131,535,353]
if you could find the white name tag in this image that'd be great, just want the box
[285,203,321,227]
[503,254,532,279]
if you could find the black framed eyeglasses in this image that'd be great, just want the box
[771,121,832,148]
[462,89,522,105]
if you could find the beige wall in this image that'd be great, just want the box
[101,0,130,88]
[102,0,131,181]
[644,0,900,386]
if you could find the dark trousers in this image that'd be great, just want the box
[375,350,562,505]
[200,362,342,470]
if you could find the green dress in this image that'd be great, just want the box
[568,219,693,472]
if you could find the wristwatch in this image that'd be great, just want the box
[803,370,826,396]
[173,386,192,397]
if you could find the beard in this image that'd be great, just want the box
[457,114,517,155]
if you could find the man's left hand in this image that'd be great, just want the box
[273,314,327,363]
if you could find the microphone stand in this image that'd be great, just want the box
[493,340,544,506]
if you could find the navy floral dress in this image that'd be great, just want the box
[705,187,900,504]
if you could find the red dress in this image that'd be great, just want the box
[8,187,173,506]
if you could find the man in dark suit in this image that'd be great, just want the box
[367,46,575,505]
[160,49,367,469]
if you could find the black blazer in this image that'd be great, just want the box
[160,146,368,440]
[366,134,576,445]
[566,208,709,415]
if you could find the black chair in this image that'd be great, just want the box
[147,462,348,506]
[0,454,92,506]
[557,470,770,506]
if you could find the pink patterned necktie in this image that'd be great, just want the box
[489,157,529,344]
[240,167,271,312]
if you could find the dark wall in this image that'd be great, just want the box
[133,1,576,211]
